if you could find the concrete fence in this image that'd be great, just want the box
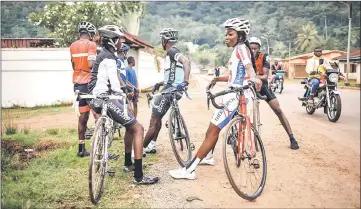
[1,48,164,108]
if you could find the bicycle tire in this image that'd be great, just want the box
[252,99,260,152]
[89,119,106,205]
[168,109,192,167]
[223,116,267,201]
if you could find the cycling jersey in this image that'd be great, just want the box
[211,43,254,129]
[163,46,184,87]
[255,52,270,75]
[88,48,122,96]
[227,43,252,87]
[70,39,97,84]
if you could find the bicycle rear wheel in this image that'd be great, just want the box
[169,109,192,167]
[223,116,267,201]
[89,119,106,204]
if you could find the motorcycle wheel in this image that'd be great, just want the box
[327,94,342,122]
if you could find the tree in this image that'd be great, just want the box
[294,23,319,53]
[28,2,145,46]
[193,49,216,69]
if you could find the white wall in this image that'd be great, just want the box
[1,48,163,108]
[338,61,359,80]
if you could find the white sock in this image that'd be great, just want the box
[205,151,213,160]
[186,157,201,173]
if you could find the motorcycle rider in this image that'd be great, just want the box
[270,60,282,86]
[249,37,299,150]
[299,47,332,105]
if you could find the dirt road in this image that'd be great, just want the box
[18,74,360,208]
[138,74,360,208]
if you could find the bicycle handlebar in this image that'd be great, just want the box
[206,81,267,110]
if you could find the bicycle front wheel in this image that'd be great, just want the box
[223,116,267,201]
[89,118,106,205]
[168,109,192,167]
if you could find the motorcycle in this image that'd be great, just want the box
[299,62,342,122]
[270,70,286,93]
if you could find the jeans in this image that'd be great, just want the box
[309,78,320,96]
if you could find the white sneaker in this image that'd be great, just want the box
[169,167,196,180]
[199,157,215,165]
[144,141,157,154]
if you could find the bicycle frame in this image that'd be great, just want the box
[236,89,256,161]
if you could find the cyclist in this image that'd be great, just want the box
[117,43,130,82]
[143,28,191,154]
[168,17,262,179]
[249,36,299,150]
[70,21,97,157]
[87,25,158,184]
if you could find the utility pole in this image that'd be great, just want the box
[261,36,270,55]
[339,1,352,85]
[324,16,328,38]
[287,41,292,78]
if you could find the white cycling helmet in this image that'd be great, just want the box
[222,17,250,35]
[78,21,96,36]
[248,37,262,46]
[159,28,179,41]
[98,25,125,51]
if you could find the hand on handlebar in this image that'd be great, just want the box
[248,78,262,92]
[207,78,217,90]
[152,83,160,94]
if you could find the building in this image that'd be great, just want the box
[333,48,361,84]
[1,38,56,48]
[279,50,346,79]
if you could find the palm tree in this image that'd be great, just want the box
[294,23,318,53]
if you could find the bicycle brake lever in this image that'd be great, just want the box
[184,90,191,100]
[146,93,151,108]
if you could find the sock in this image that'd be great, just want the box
[78,144,85,153]
[124,152,132,166]
[205,150,213,160]
[289,134,295,140]
[134,159,143,181]
[186,157,201,173]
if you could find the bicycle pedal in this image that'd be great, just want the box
[190,143,195,151]
[251,159,260,169]
[107,169,116,177]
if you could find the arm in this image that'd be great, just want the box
[105,59,122,94]
[305,59,314,74]
[178,55,191,82]
[87,42,97,69]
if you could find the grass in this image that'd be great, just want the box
[1,127,158,208]
[339,80,360,88]
[1,106,73,121]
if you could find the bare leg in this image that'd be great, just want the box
[267,99,299,149]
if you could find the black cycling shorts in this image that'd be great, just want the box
[259,82,276,103]
[88,98,137,128]
[74,83,90,113]
[152,85,182,118]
